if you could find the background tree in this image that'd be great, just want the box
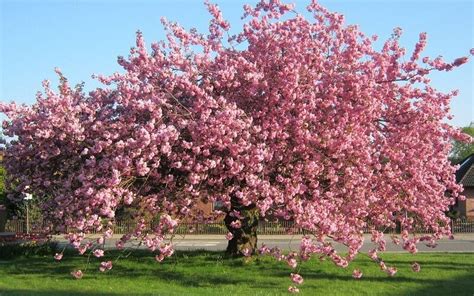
[0,135,5,206]
[450,124,474,164]
[0,0,472,286]
[0,163,5,206]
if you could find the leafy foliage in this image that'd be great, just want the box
[450,125,474,164]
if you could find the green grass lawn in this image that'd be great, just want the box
[0,250,473,296]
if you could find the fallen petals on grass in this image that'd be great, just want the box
[288,286,300,293]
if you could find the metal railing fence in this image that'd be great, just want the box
[4,218,474,235]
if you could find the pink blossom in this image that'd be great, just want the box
[368,249,378,261]
[386,267,397,277]
[160,215,178,232]
[230,210,244,219]
[290,273,304,285]
[230,220,241,229]
[99,261,113,272]
[124,193,134,205]
[155,254,165,262]
[104,229,113,239]
[159,243,175,257]
[93,249,104,258]
[71,270,83,279]
[453,57,468,66]
[391,236,400,245]
[241,248,251,257]
[352,269,363,279]
[288,286,300,293]
[78,245,88,255]
[411,262,421,272]
[54,253,63,261]
[287,258,298,269]
[271,247,283,261]
[116,240,125,250]
[225,232,234,240]
[259,244,271,255]
[331,254,349,268]
[403,239,418,254]
[393,27,403,37]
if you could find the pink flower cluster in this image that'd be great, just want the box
[99,261,113,272]
[241,248,252,257]
[71,270,83,279]
[290,273,304,285]
[225,232,233,241]
[288,286,300,293]
[412,262,421,272]
[93,249,104,258]
[352,269,363,279]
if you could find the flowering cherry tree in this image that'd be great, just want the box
[1,0,472,289]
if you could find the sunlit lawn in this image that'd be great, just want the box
[0,250,473,296]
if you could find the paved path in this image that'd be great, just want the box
[54,233,474,253]
[172,234,474,252]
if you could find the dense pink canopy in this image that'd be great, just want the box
[1,0,472,283]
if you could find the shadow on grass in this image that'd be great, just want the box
[1,250,474,295]
[0,290,129,296]
[409,273,474,296]
[1,251,263,288]
[377,259,474,269]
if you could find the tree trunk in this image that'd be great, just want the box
[224,198,259,257]
[0,205,6,232]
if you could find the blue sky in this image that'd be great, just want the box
[1,0,472,127]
